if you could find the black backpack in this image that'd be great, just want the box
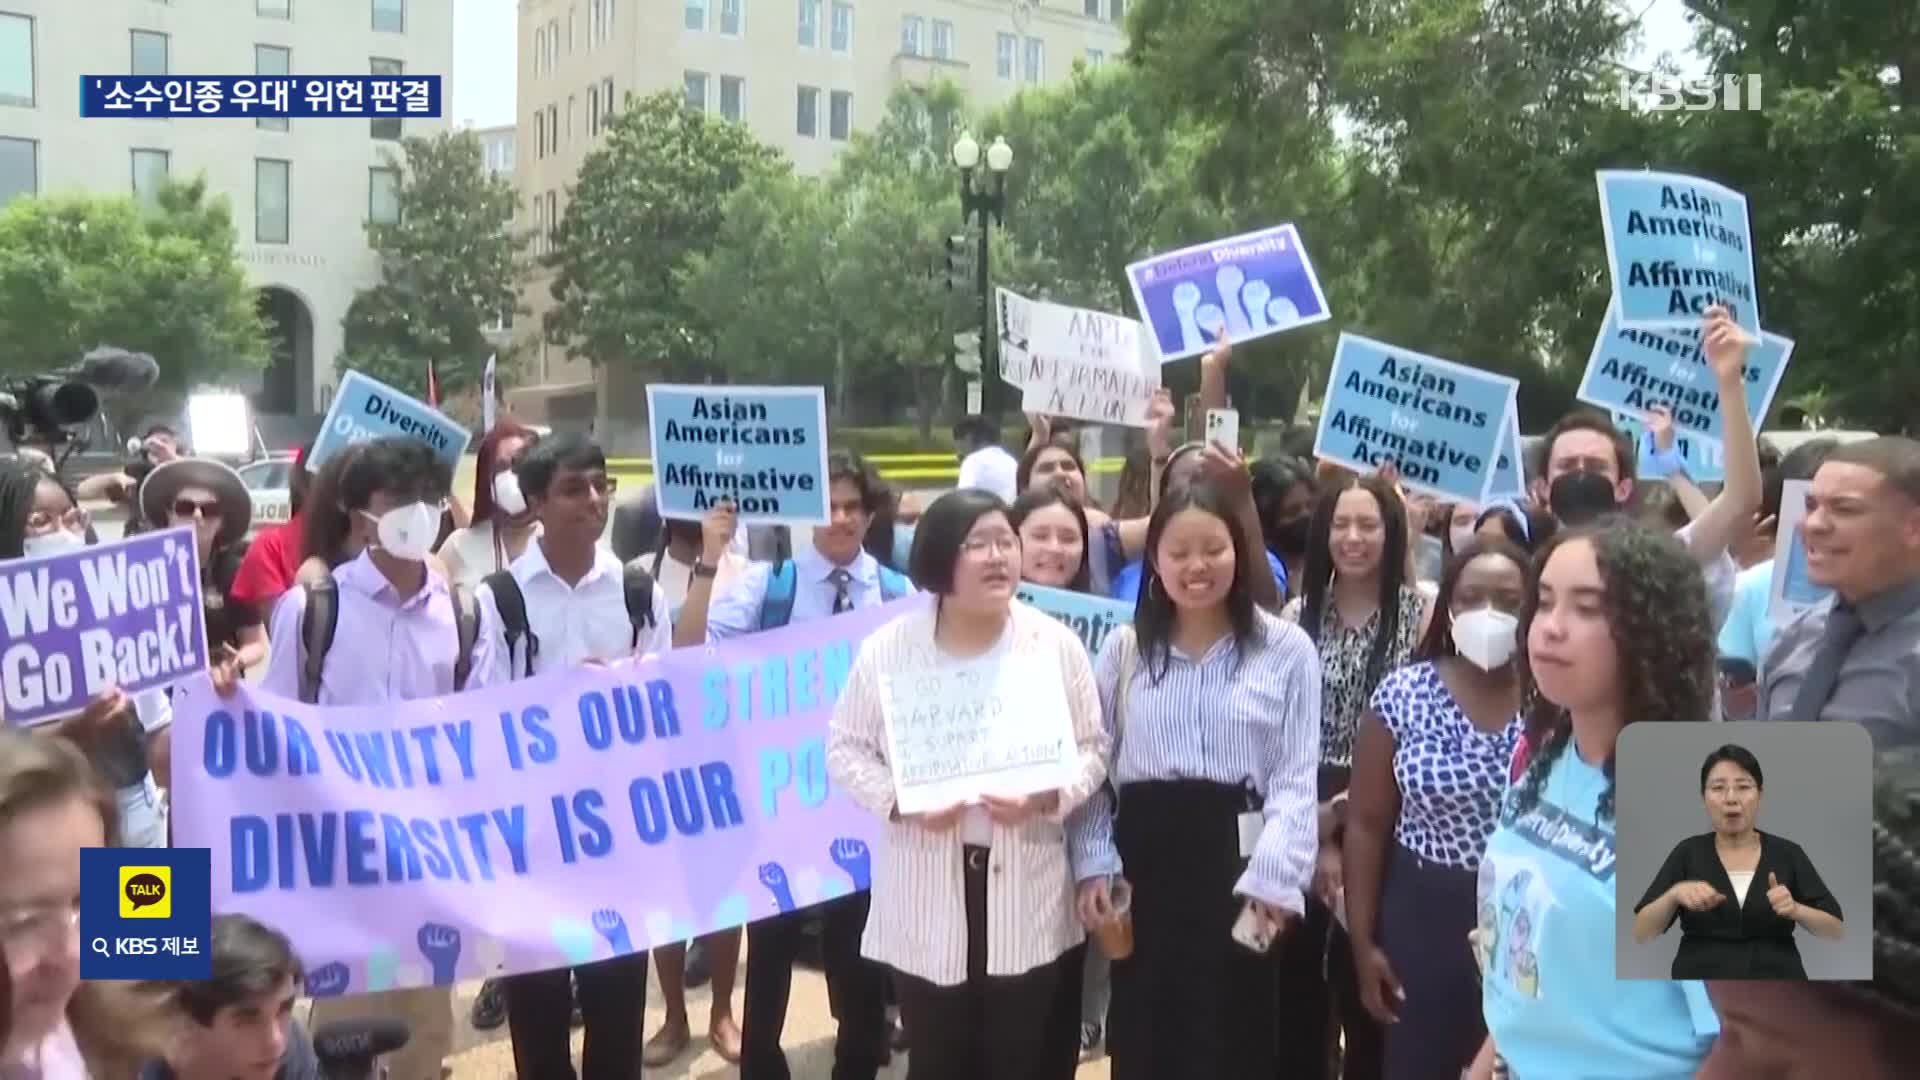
[484,562,657,679]
[298,573,482,705]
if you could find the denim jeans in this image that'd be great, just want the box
[116,778,167,849]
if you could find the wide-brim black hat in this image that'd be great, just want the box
[141,457,253,548]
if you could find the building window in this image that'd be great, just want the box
[547,104,558,151]
[546,191,557,248]
[829,89,850,141]
[1086,48,1104,68]
[1111,0,1125,22]
[370,57,403,138]
[720,0,742,36]
[131,149,169,204]
[601,77,614,121]
[931,20,952,60]
[130,30,169,76]
[830,1,851,53]
[685,0,706,31]
[1,13,34,108]
[533,28,544,75]
[372,0,404,33]
[567,93,576,140]
[548,19,560,69]
[0,137,33,204]
[255,44,290,131]
[900,15,921,56]
[797,0,818,46]
[588,86,600,133]
[720,75,743,121]
[532,197,544,255]
[369,167,400,224]
[684,71,708,111]
[568,7,577,51]
[1024,36,1044,83]
[605,0,615,40]
[995,32,1014,79]
[258,0,291,16]
[796,85,818,136]
[255,158,289,244]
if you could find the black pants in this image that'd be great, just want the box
[741,891,886,1080]
[504,952,647,1080]
[1377,844,1484,1080]
[1041,942,1089,1076]
[893,845,1062,1080]
[1274,894,1385,1079]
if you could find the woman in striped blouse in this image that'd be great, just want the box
[827,489,1109,1080]
[1067,480,1324,1080]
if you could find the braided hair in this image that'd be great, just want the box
[1858,760,1920,1016]
[1510,519,1716,821]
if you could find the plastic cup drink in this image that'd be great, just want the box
[1094,877,1135,960]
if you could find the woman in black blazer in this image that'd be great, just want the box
[1632,744,1846,979]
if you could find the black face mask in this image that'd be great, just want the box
[1549,470,1619,526]
[1271,515,1312,555]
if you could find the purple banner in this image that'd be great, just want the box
[1,526,207,727]
[171,596,927,996]
[1126,223,1334,363]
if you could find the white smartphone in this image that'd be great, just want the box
[1230,899,1275,954]
[1205,407,1240,451]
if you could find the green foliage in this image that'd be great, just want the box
[0,178,267,390]
[337,130,524,403]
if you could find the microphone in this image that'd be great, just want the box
[78,347,161,392]
[311,1017,410,1080]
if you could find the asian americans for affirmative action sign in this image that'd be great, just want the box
[1576,301,1793,444]
[647,385,832,527]
[172,596,924,995]
[1,528,208,727]
[308,370,472,473]
[1126,223,1333,363]
[1596,170,1761,340]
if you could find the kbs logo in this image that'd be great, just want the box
[1617,73,1763,113]
[119,865,172,918]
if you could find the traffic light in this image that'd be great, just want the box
[943,235,971,291]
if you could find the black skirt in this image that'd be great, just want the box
[1109,778,1281,1080]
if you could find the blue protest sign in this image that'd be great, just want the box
[1312,334,1520,503]
[1596,170,1760,340]
[80,846,213,980]
[1126,224,1332,363]
[1487,411,1527,502]
[647,384,831,526]
[0,527,207,727]
[1768,479,1833,621]
[1611,410,1725,484]
[308,370,471,473]
[1015,582,1132,659]
[1577,302,1792,443]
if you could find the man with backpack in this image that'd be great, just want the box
[704,449,913,1080]
[474,433,670,1080]
[258,435,496,1080]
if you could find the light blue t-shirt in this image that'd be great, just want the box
[1479,745,1719,1079]
[1717,560,1776,669]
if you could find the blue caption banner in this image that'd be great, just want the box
[1015,582,1131,659]
[80,847,213,981]
[1611,410,1725,484]
[1577,302,1793,444]
[647,384,831,527]
[1313,333,1520,504]
[308,370,471,474]
[1596,169,1760,340]
[81,75,442,118]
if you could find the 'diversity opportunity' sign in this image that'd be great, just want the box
[646,385,832,527]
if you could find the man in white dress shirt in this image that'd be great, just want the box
[477,433,672,1080]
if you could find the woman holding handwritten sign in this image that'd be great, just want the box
[827,489,1108,1080]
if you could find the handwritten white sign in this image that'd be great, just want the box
[879,653,1075,813]
[997,287,1033,389]
[1018,299,1160,427]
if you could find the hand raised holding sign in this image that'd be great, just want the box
[1702,304,1754,383]
[1146,388,1177,459]
[700,499,738,564]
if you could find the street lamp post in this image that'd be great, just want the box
[952,131,1013,419]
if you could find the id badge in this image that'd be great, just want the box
[1237,811,1263,858]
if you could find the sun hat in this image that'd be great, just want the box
[140,457,253,548]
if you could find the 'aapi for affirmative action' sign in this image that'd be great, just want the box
[1019,299,1160,427]
[1,528,208,727]
[171,596,924,995]
[1576,301,1793,444]
[1126,223,1334,363]
[997,287,1034,389]
[308,370,472,473]
[1313,333,1521,504]
[647,384,832,527]
[879,652,1075,814]
[1596,170,1761,340]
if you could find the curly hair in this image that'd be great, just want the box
[1511,520,1716,821]
[1860,762,1920,1016]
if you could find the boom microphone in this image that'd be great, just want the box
[78,347,161,392]
[312,1017,410,1080]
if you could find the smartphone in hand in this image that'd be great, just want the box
[1205,407,1241,451]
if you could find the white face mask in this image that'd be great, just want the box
[1452,607,1519,671]
[492,471,527,517]
[23,530,86,558]
[1450,525,1478,552]
[366,502,441,562]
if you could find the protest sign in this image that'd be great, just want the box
[1611,410,1726,484]
[647,384,831,527]
[1016,583,1130,660]
[1,527,208,727]
[1577,302,1792,443]
[879,653,1075,814]
[1487,412,1527,502]
[1768,478,1833,622]
[1596,170,1760,340]
[1018,299,1160,427]
[171,595,924,993]
[308,370,471,473]
[996,287,1032,389]
[1312,334,1521,503]
[1126,224,1333,362]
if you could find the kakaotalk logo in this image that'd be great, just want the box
[119,865,172,919]
[1617,72,1764,113]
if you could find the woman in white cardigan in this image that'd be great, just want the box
[827,488,1108,1080]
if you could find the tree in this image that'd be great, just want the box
[0,178,268,391]
[336,130,524,404]
[545,91,783,381]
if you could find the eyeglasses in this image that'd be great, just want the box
[172,498,224,520]
[960,535,1020,558]
[0,901,80,955]
[25,506,89,533]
